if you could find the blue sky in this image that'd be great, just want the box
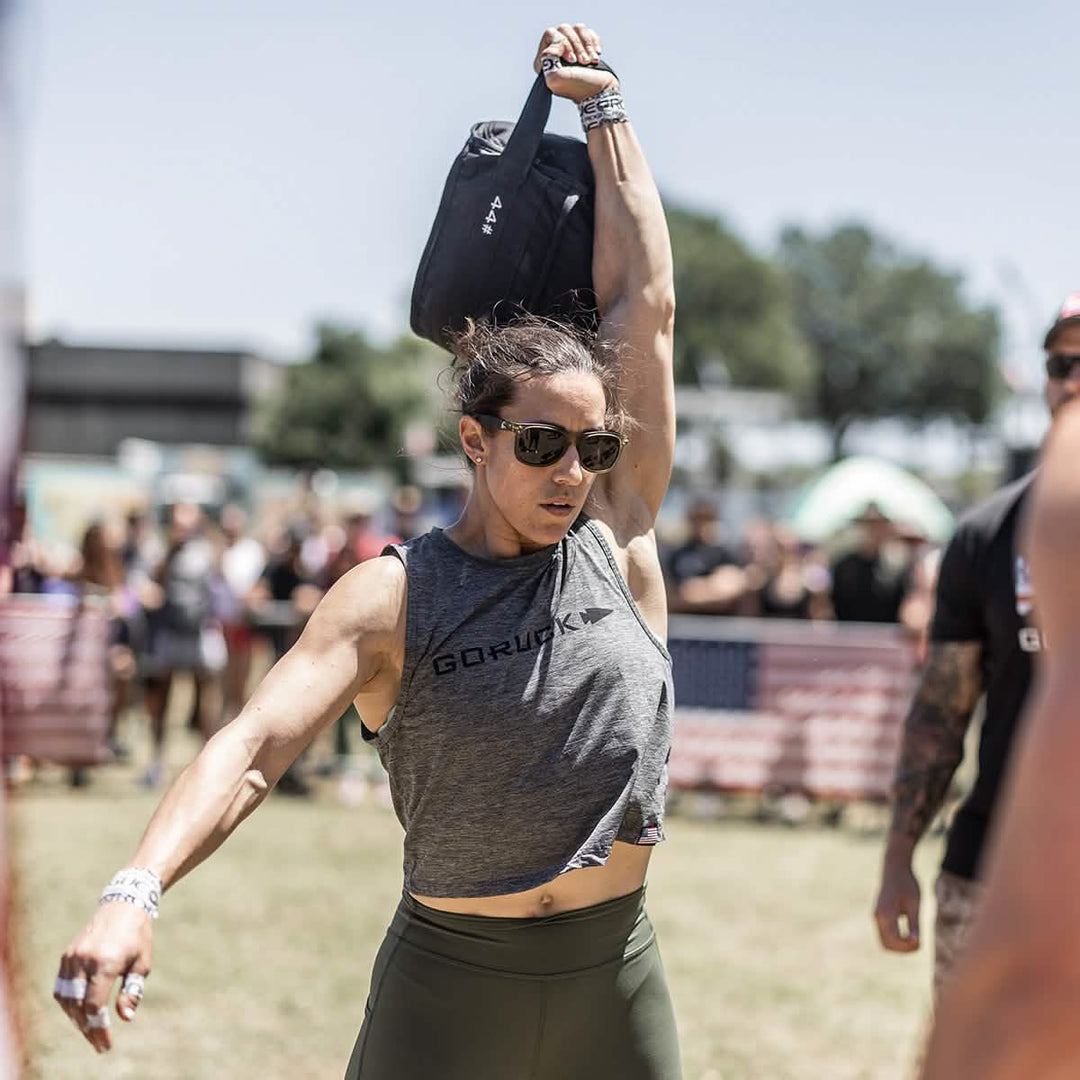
[13,0,1077,389]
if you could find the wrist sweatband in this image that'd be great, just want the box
[100,867,162,920]
[579,86,627,132]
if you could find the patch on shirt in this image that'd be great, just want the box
[1014,554,1034,617]
[638,823,663,845]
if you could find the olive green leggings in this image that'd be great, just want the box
[345,886,682,1079]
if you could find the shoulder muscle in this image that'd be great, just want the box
[295,555,406,684]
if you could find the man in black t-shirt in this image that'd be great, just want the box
[924,324,1080,1075]
[873,291,1080,996]
[925,317,1080,1077]
[830,503,911,623]
[252,530,322,659]
[664,498,746,614]
[249,530,323,796]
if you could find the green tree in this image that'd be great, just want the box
[666,203,810,393]
[255,324,439,476]
[778,223,1002,458]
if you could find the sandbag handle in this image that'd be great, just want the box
[501,60,618,182]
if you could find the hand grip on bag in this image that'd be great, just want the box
[502,60,617,183]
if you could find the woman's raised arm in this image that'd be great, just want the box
[537,26,676,521]
[590,116,675,522]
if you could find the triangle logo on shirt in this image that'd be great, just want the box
[580,607,614,625]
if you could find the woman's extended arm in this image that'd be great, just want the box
[54,555,405,1053]
[134,556,402,888]
[539,26,676,522]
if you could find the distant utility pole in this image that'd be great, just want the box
[0,0,25,553]
[0,0,23,1066]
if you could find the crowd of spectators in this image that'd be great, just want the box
[2,486,430,792]
[2,484,938,792]
[661,497,939,643]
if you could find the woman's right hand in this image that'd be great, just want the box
[54,901,154,1053]
[533,23,616,102]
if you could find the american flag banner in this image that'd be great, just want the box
[0,595,113,765]
[668,616,920,802]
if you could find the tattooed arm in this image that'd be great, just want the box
[873,640,983,953]
[891,641,983,843]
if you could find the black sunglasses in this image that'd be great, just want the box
[1046,353,1080,381]
[471,414,628,473]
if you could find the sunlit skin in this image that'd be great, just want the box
[452,371,610,558]
[1044,322,1080,417]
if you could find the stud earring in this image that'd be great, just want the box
[475,456,482,464]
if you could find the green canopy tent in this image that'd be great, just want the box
[785,455,954,543]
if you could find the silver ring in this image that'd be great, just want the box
[122,972,146,1001]
[54,976,87,1001]
[84,1007,111,1030]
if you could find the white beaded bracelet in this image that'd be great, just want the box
[99,867,162,920]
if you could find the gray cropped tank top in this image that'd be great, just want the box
[368,513,673,898]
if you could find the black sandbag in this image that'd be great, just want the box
[410,63,616,348]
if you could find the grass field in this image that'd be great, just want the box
[9,703,943,1080]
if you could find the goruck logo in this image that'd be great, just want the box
[432,607,613,676]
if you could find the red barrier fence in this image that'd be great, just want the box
[0,595,113,766]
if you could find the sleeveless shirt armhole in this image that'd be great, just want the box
[579,517,671,662]
[371,543,415,740]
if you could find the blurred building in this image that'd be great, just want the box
[17,340,285,544]
[24,340,278,456]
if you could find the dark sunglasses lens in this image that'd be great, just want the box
[516,426,569,466]
[580,433,623,472]
[1048,354,1080,380]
